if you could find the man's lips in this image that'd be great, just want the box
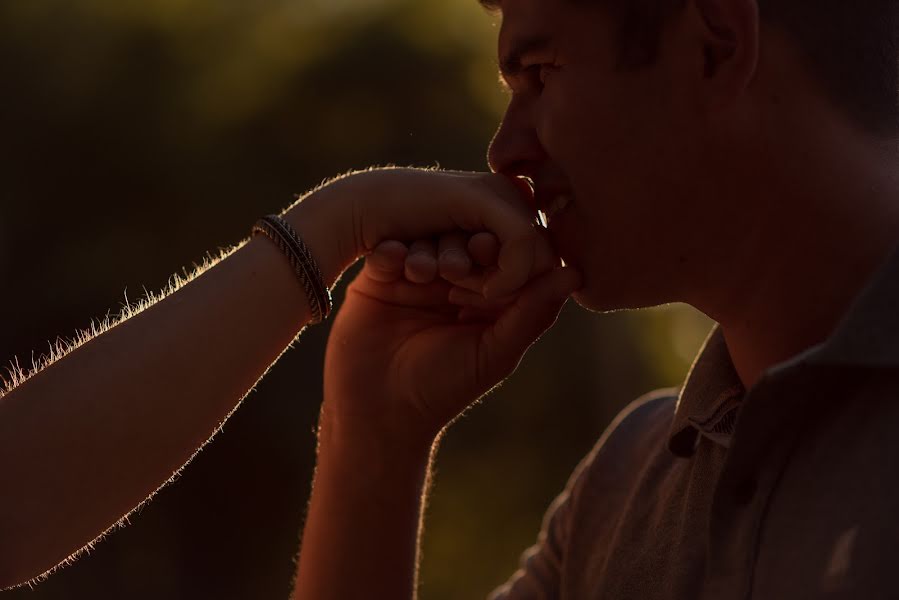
[499,174,574,222]
[535,185,574,221]
[542,194,572,220]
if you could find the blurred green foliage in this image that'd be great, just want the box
[0,0,712,598]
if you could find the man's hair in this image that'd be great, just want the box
[481,0,899,138]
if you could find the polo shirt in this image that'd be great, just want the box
[488,240,899,600]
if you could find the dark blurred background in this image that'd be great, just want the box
[0,1,713,598]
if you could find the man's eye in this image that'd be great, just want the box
[539,64,555,84]
[514,63,557,93]
[528,64,556,86]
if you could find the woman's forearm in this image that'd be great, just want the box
[0,193,348,588]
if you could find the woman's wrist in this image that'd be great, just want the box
[282,179,360,290]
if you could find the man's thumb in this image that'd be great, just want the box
[481,266,582,379]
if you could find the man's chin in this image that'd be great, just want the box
[570,288,629,314]
[556,254,619,312]
[570,276,664,314]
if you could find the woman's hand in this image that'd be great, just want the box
[321,226,580,447]
[285,167,544,299]
[363,230,557,320]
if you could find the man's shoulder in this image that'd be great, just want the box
[590,388,678,462]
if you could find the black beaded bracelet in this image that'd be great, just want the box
[251,214,332,323]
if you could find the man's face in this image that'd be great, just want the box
[488,0,713,311]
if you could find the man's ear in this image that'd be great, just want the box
[692,0,759,110]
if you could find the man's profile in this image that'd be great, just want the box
[470,0,899,598]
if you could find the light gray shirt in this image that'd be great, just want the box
[490,241,899,600]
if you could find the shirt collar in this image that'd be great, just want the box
[668,238,899,458]
[668,325,745,457]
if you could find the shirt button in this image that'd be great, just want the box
[733,477,758,506]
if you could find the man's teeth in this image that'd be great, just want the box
[546,194,572,219]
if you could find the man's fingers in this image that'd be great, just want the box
[457,306,505,324]
[448,285,516,309]
[405,239,438,283]
[438,232,472,282]
[363,240,408,282]
[479,175,539,298]
[468,232,500,267]
[522,225,562,283]
[451,227,557,293]
[349,272,456,310]
[480,266,583,378]
[442,270,489,294]
[484,233,537,299]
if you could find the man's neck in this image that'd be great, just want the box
[718,228,898,390]
[702,127,899,390]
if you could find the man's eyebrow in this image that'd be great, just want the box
[498,35,553,79]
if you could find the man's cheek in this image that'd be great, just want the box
[540,110,584,168]
[555,93,606,152]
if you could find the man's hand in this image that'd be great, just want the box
[294,169,580,600]
[321,226,581,445]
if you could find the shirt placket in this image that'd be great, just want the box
[701,366,819,600]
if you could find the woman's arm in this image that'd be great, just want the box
[0,186,350,589]
[0,168,539,590]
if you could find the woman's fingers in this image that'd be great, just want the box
[405,239,439,283]
[438,232,472,282]
[366,235,478,287]
[363,240,408,282]
[348,169,539,299]
[369,225,558,297]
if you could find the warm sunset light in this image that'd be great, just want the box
[32,0,899,597]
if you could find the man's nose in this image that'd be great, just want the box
[487,100,547,176]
